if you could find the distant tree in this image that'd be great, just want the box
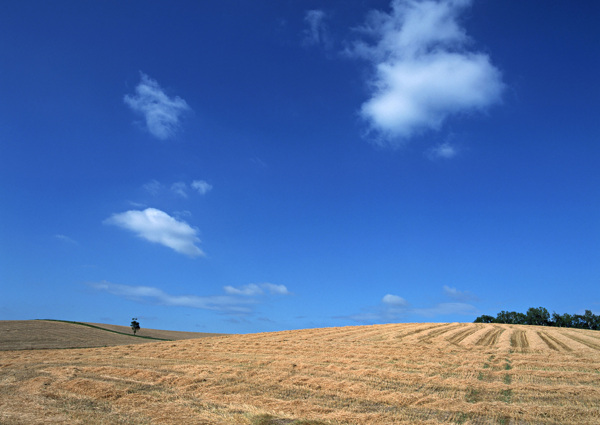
[572,314,587,329]
[525,307,550,326]
[552,312,573,328]
[579,310,600,330]
[476,307,598,331]
[474,314,495,323]
[495,311,527,325]
[131,318,140,335]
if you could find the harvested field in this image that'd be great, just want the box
[0,320,224,351]
[83,322,224,342]
[1,322,599,424]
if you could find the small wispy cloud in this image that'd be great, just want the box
[427,142,458,159]
[443,285,479,302]
[191,180,213,195]
[224,283,291,296]
[104,208,203,257]
[55,234,78,245]
[413,302,478,317]
[143,179,212,198]
[382,294,408,306]
[224,284,264,296]
[89,281,252,313]
[124,73,190,140]
[302,9,331,48]
[348,0,504,146]
[262,283,291,295]
[342,287,478,324]
[171,182,188,198]
[89,281,290,315]
[341,293,409,324]
[143,179,163,196]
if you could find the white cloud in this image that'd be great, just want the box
[89,281,252,313]
[303,10,330,48]
[104,208,203,257]
[191,180,213,195]
[443,285,478,302]
[413,302,477,317]
[262,283,291,295]
[173,210,192,219]
[143,179,163,196]
[124,73,190,140]
[427,142,458,159]
[55,234,78,245]
[224,283,291,296]
[382,294,408,306]
[343,288,477,324]
[143,179,212,197]
[89,281,290,315]
[350,0,504,146]
[171,182,188,198]
[224,284,264,296]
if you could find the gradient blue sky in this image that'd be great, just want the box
[1,0,598,334]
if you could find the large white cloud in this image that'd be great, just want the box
[350,0,504,145]
[124,73,190,140]
[104,208,203,257]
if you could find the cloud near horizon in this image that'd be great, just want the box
[104,208,204,257]
[343,286,478,324]
[89,281,291,314]
[413,302,478,317]
[89,281,253,313]
[124,73,190,140]
[349,0,504,146]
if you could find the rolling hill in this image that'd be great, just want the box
[0,320,224,351]
[1,322,599,424]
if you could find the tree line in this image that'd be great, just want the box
[474,307,600,330]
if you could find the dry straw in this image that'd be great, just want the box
[1,322,599,424]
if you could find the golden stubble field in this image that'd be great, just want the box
[1,322,599,424]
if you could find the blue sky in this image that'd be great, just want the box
[1,0,598,334]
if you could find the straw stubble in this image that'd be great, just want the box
[1,322,599,424]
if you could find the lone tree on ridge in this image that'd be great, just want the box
[130,318,140,335]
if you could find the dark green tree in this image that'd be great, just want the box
[580,310,600,330]
[131,318,140,335]
[525,307,550,326]
[474,314,495,323]
[495,311,527,324]
[475,307,598,331]
[552,312,573,328]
